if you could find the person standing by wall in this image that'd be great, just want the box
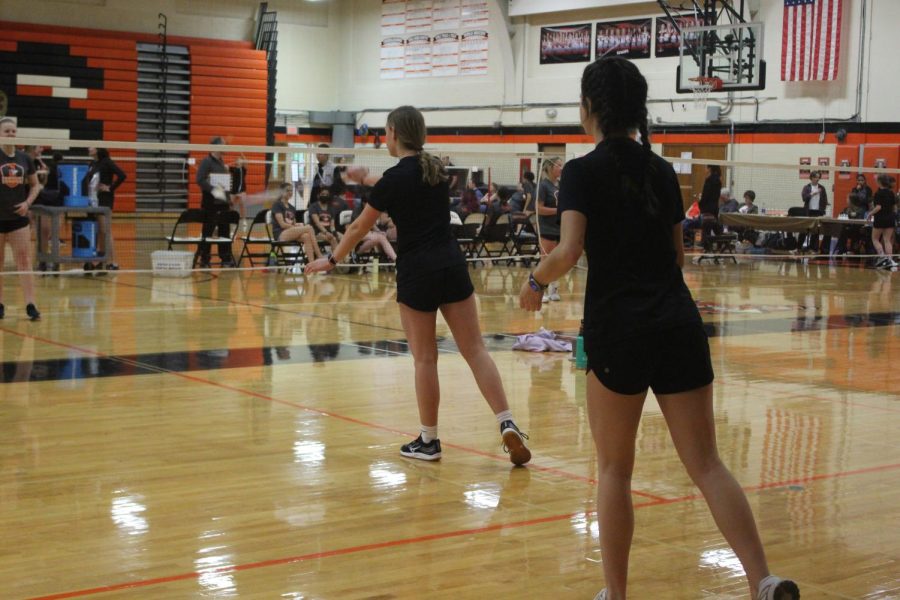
[82,147,126,271]
[536,157,563,302]
[0,117,41,320]
[195,137,236,268]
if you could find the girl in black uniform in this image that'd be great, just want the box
[518,58,798,600]
[0,117,41,320]
[868,174,897,269]
[306,105,530,466]
[84,147,126,271]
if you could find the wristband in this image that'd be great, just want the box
[327,253,338,266]
[528,272,547,292]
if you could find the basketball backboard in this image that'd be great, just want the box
[676,22,765,93]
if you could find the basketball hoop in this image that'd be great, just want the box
[689,76,723,108]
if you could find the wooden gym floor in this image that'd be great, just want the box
[0,258,897,599]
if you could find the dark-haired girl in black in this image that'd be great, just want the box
[518,57,798,600]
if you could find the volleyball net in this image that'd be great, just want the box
[2,135,899,277]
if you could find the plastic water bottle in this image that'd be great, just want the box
[575,320,587,369]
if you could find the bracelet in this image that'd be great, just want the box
[528,272,547,292]
[326,253,338,266]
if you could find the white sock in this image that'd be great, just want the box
[495,410,513,424]
[420,425,438,443]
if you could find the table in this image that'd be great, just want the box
[720,213,868,235]
[31,205,114,267]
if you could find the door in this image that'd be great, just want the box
[662,144,728,211]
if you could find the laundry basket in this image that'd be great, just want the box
[151,250,194,277]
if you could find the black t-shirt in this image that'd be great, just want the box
[872,188,896,228]
[558,138,701,342]
[270,200,296,240]
[308,201,337,234]
[0,150,35,221]
[368,155,463,281]
[698,174,721,216]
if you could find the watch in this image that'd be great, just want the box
[528,272,547,292]
[326,253,338,266]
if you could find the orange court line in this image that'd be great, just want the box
[23,460,900,599]
[6,322,899,599]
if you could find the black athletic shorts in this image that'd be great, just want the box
[540,233,560,242]
[0,217,31,234]
[585,323,714,395]
[397,263,475,312]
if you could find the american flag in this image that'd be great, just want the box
[782,0,844,81]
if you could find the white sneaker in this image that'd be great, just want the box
[542,293,550,303]
[757,575,800,600]
[593,590,608,600]
[548,283,561,301]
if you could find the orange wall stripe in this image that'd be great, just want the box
[3,30,134,49]
[276,134,334,143]
[71,99,137,112]
[189,45,266,60]
[191,96,266,109]
[191,106,268,119]
[192,75,268,90]
[191,56,267,70]
[16,85,53,97]
[86,109,137,122]
[0,20,253,49]
[103,122,138,133]
[192,65,267,80]
[192,116,268,129]
[104,132,138,142]
[86,57,138,70]
[103,80,139,92]
[87,89,138,101]
[70,46,137,61]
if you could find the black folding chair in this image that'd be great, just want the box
[165,209,208,268]
[238,209,276,267]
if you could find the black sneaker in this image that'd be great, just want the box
[26,304,41,321]
[500,420,531,466]
[105,263,119,271]
[83,262,94,272]
[400,435,442,461]
[0,303,4,319]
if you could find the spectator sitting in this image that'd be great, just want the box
[846,174,873,219]
[486,186,513,226]
[738,190,759,214]
[270,183,322,263]
[481,182,500,213]
[455,179,482,219]
[521,171,536,215]
[350,197,397,262]
[718,187,740,214]
[309,189,342,248]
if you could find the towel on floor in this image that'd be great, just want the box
[512,328,573,352]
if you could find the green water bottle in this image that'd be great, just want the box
[575,320,587,369]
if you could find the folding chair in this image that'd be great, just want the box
[266,210,305,268]
[511,213,539,266]
[205,210,241,266]
[455,212,484,261]
[238,209,276,267]
[165,209,209,268]
[473,213,514,263]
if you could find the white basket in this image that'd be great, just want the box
[151,250,194,277]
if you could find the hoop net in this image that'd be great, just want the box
[689,76,723,108]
